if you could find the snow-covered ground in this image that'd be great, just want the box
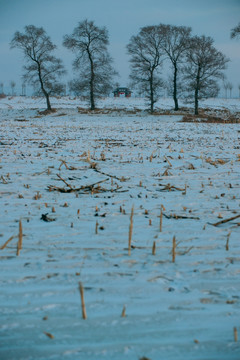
[0,95,239,113]
[0,97,240,360]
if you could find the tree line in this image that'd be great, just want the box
[10,20,240,114]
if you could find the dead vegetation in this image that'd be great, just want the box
[181,108,240,123]
[75,105,240,123]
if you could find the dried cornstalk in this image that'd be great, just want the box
[172,236,176,263]
[0,235,14,250]
[79,282,87,320]
[95,221,99,234]
[152,241,156,255]
[226,232,231,251]
[121,305,126,317]
[44,332,54,339]
[164,156,172,167]
[128,206,134,256]
[160,207,163,232]
[16,220,22,256]
[234,327,238,342]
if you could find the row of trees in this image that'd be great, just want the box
[10,20,239,114]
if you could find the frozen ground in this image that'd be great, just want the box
[0,96,240,360]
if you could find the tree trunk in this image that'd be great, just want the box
[150,72,154,113]
[173,64,179,111]
[45,93,51,111]
[194,68,200,115]
[37,62,51,110]
[194,88,199,115]
[88,52,95,110]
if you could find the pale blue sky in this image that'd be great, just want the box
[0,0,239,96]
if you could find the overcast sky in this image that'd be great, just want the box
[0,0,239,96]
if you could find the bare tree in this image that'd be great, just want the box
[231,22,240,40]
[223,81,228,98]
[0,82,3,94]
[127,26,164,113]
[22,83,26,96]
[238,84,240,98]
[160,24,191,110]
[63,19,116,110]
[227,82,233,98]
[183,35,229,115]
[10,25,66,111]
[10,81,16,96]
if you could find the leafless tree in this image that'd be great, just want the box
[10,81,16,96]
[227,82,233,98]
[160,24,191,110]
[0,82,3,94]
[231,22,240,40]
[183,35,229,115]
[63,19,116,110]
[127,26,164,113]
[223,82,228,98]
[238,84,240,98]
[10,25,66,111]
[22,83,26,96]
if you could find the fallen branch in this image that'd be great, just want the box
[163,213,200,220]
[158,183,185,192]
[211,214,240,227]
[48,178,109,193]
[93,168,129,182]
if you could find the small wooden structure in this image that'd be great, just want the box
[113,87,131,98]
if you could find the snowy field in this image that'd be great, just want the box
[0,96,240,360]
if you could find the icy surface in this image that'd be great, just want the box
[0,97,240,360]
